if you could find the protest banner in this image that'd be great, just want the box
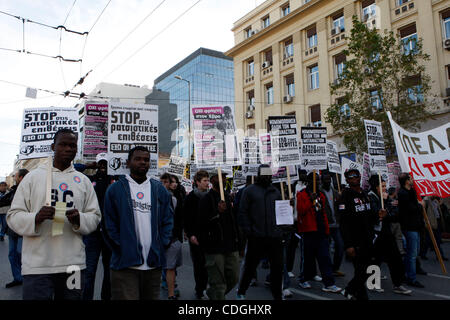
[300,127,327,171]
[82,103,108,162]
[387,111,450,198]
[259,133,272,165]
[181,177,193,194]
[192,105,241,167]
[268,116,301,169]
[362,152,371,191]
[107,103,158,176]
[242,136,260,177]
[167,156,187,178]
[364,119,388,181]
[341,157,363,186]
[387,162,401,190]
[326,141,341,174]
[19,107,79,160]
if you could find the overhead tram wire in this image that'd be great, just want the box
[79,0,112,80]
[59,0,78,89]
[101,0,203,81]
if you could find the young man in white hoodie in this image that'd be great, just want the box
[7,129,101,300]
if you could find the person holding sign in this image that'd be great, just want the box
[197,170,241,300]
[236,164,284,300]
[7,129,101,300]
[367,175,412,295]
[297,172,342,293]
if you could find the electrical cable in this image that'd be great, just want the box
[101,0,202,81]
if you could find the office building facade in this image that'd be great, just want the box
[154,47,234,159]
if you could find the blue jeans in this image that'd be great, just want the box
[0,214,7,237]
[82,231,111,300]
[404,231,420,282]
[8,234,22,282]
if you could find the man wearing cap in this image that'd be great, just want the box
[236,164,284,300]
[338,168,380,300]
[197,169,241,300]
[82,152,116,300]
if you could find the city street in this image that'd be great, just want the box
[0,237,448,300]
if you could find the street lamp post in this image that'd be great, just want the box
[174,75,191,160]
[174,117,181,156]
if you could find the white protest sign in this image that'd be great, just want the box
[259,133,272,165]
[107,103,158,176]
[268,116,301,169]
[19,107,79,160]
[275,200,294,225]
[364,119,388,174]
[387,162,401,190]
[181,177,193,194]
[326,141,341,174]
[272,165,299,183]
[341,157,363,185]
[387,112,450,198]
[361,152,371,191]
[242,136,260,177]
[300,127,327,171]
[167,156,187,177]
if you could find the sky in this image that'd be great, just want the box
[0,0,267,178]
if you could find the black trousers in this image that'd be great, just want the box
[345,247,371,300]
[189,242,208,296]
[286,222,299,273]
[373,237,405,287]
[238,237,284,300]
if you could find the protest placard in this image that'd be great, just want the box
[268,116,301,169]
[341,157,363,186]
[82,103,108,162]
[192,105,241,167]
[107,103,158,176]
[300,127,327,171]
[326,141,341,174]
[271,165,298,183]
[259,133,272,165]
[242,136,260,177]
[167,156,187,177]
[362,152,371,191]
[275,200,294,225]
[387,162,401,191]
[387,112,450,198]
[19,107,79,160]
[364,119,388,175]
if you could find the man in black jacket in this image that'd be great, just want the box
[237,164,284,300]
[339,168,380,300]
[183,170,210,299]
[198,170,240,300]
[397,173,425,288]
[0,169,28,288]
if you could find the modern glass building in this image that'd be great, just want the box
[154,47,234,159]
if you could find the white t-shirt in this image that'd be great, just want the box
[126,175,153,271]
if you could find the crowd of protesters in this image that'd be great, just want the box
[0,128,449,300]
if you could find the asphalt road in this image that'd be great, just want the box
[0,237,449,300]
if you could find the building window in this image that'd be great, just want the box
[266,83,274,105]
[310,104,321,126]
[338,98,350,118]
[396,0,409,6]
[334,54,346,80]
[245,27,252,38]
[370,89,382,111]
[262,16,270,29]
[304,0,311,4]
[285,74,295,97]
[282,4,290,17]
[405,75,424,104]
[442,11,450,40]
[263,48,273,66]
[362,0,376,21]
[447,65,450,88]
[307,26,317,48]
[247,59,254,76]
[308,64,319,90]
[247,90,255,108]
[331,12,345,35]
[283,38,294,58]
[400,24,417,55]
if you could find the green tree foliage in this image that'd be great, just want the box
[326,16,436,159]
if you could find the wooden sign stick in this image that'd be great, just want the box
[286,167,292,199]
[336,173,341,193]
[217,167,225,201]
[280,181,285,200]
[378,172,384,210]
